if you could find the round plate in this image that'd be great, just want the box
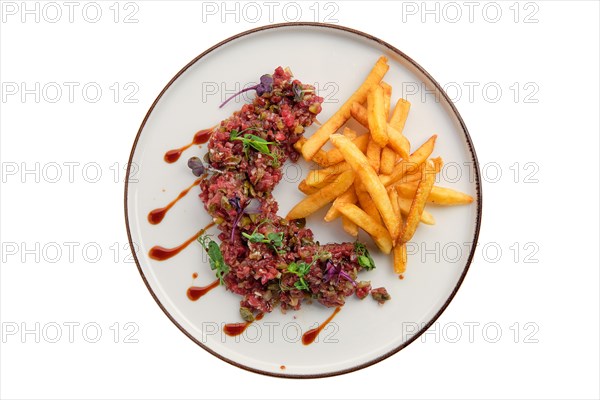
[125,23,482,378]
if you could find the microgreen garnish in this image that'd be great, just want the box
[286,251,326,291]
[187,156,205,176]
[242,222,285,254]
[287,261,312,291]
[324,259,357,287]
[354,242,376,271]
[197,235,229,285]
[187,156,224,177]
[219,74,273,108]
[292,81,314,102]
[229,197,262,242]
[229,196,243,243]
[230,128,278,159]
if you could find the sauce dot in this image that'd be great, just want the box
[192,272,198,279]
[280,365,286,370]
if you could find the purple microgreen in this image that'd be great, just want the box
[187,156,205,176]
[339,270,358,287]
[219,74,273,108]
[229,196,243,242]
[323,259,357,286]
[188,156,224,177]
[323,260,336,283]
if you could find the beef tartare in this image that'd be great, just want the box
[189,67,387,321]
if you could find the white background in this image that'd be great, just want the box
[1,1,598,399]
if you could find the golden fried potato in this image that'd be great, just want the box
[330,134,401,240]
[325,132,369,166]
[396,184,474,205]
[287,170,355,220]
[337,203,393,254]
[324,185,357,222]
[399,160,437,243]
[367,85,388,146]
[302,56,389,161]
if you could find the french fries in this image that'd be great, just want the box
[351,102,410,160]
[366,138,382,172]
[380,147,396,175]
[293,137,328,167]
[395,183,474,205]
[389,187,407,274]
[305,162,351,188]
[286,170,355,220]
[356,185,383,224]
[399,160,437,243]
[298,179,319,195]
[301,56,389,161]
[381,82,392,120]
[337,203,393,254]
[387,125,411,161]
[367,85,388,146]
[380,135,437,187]
[292,56,473,277]
[324,186,357,222]
[389,98,410,132]
[330,134,402,241]
[342,216,358,237]
[397,196,436,225]
[325,132,369,165]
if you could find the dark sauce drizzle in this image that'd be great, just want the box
[148,222,215,261]
[164,128,212,163]
[302,307,342,345]
[148,178,202,225]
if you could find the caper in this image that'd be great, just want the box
[293,218,306,229]
[239,307,255,322]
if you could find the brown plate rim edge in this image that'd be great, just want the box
[124,21,483,379]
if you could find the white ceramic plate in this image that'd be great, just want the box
[125,23,482,378]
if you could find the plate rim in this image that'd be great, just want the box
[124,21,483,379]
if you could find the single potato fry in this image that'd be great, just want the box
[298,179,319,195]
[393,243,407,274]
[381,82,392,120]
[397,197,435,225]
[325,132,369,165]
[324,185,357,222]
[337,203,393,254]
[356,185,382,224]
[293,137,328,167]
[399,160,437,243]
[391,186,407,274]
[380,135,437,187]
[387,125,411,160]
[342,216,358,237]
[387,187,401,218]
[380,147,396,175]
[330,134,401,240]
[305,162,351,188]
[287,170,355,220]
[389,98,411,132]
[366,138,382,172]
[396,183,474,205]
[367,85,388,146]
[302,56,389,161]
